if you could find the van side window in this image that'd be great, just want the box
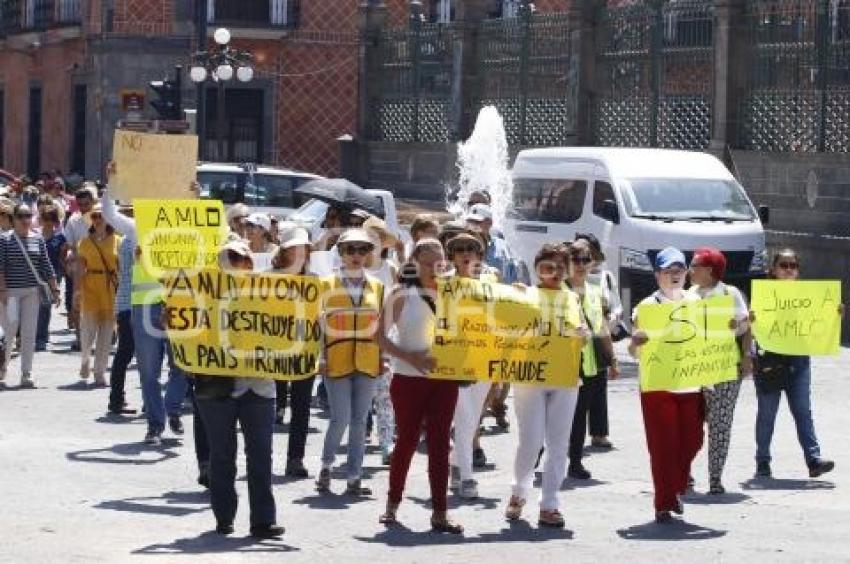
[249,174,295,207]
[593,181,616,218]
[513,179,587,223]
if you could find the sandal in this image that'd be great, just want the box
[538,509,565,528]
[315,468,331,493]
[431,517,464,535]
[505,495,526,521]
[345,479,373,496]
[379,502,399,525]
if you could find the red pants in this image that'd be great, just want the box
[640,391,705,512]
[388,374,459,512]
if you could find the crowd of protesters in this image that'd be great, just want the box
[0,169,842,538]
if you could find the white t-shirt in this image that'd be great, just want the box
[65,212,92,249]
[633,289,701,394]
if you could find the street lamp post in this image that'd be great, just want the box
[190,27,254,162]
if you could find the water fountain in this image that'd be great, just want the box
[446,106,514,232]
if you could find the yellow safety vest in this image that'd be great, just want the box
[566,281,604,377]
[131,263,163,306]
[322,275,384,378]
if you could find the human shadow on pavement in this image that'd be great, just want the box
[133,531,298,555]
[683,492,751,505]
[356,519,572,547]
[406,494,500,511]
[96,490,209,517]
[617,520,726,541]
[291,492,375,510]
[95,412,145,425]
[740,478,835,491]
[555,477,610,491]
[66,439,181,465]
[56,381,96,391]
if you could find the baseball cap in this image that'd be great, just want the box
[654,247,687,271]
[465,203,493,223]
[245,212,271,232]
[337,228,376,247]
[226,203,250,223]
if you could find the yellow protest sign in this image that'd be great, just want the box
[112,130,198,201]
[637,295,740,392]
[431,277,584,387]
[751,280,841,356]
[163,270,321,380]
[135,199,227,280]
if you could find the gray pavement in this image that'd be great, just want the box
[1,315,848,563]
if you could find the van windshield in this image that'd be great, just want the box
[622,178,756,221]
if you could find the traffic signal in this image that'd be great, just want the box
[149,66,182,120]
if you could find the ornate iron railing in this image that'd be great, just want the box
[737,0,850,152]
[593,0,714,149]
[0,0,81,35]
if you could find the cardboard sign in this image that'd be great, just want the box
[135,199,227,280]
[751,280,842,356]
[112,130,198,201]
[637,295,740,392]
[164,270,321,380]
[431,277,584,388]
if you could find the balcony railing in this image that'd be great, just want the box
[0,0,81,35]
[208,0,299,29]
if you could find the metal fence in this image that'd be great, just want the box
[737,0,850,152]
[593,0,714,149]
[476,10,574,145]
[370,21,459,143]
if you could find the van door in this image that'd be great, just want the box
[508,175,591,273]
[587,170,620,272]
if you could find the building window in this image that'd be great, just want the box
[204,88,264,163]
[27,86,42,176]
[70,84,86,175]
[208,0,298,28]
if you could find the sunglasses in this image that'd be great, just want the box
[452,244,480,254]
[777,261,799,270]
[227,250,251,262]
[570,255,593,265]
[342,245,372,256]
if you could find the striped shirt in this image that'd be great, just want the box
[115,235,134,313]
[0,231,57,289]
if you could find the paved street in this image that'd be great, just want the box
[1,315,848,563]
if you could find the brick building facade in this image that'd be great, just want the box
[0,0,568,179]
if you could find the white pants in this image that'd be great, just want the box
[512,385,579,511]
[80,314,114,380]
[2,287,40,378]
[450,381,492,481]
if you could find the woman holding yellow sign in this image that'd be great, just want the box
[752,249,842,480]
[687,247,752,495]
[629,247,704,524]
[316,228,384,497]
[505,243,584,528]
[565,238,619,481]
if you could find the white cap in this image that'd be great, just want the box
[226,203,250,223]
[245,212,271,232]
[465,203,493,223]
[279,226,311,249]
[337,228,376,247]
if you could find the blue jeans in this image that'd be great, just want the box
[197,391,276,527]
[755,356,821,465]
[321,373,378,481]
[36,303,51,348]
[132,303,187,433]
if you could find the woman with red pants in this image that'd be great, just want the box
[377,238,463,534]
[629,247,704,523]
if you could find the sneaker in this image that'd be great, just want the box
[168,414,184,436]
[143,429,162,446]
[567,463,591,480]
[505,496,525,520]
[472,447,487,468]
[450,466,461,490]
[250,524,285,539]
[285,459,309,479]
[458,479,479,499]
[708,478,725,495]
[591,436,614,450]
[756,461,772,478]
[315,468,331,492]
[20,374,36,389]
[808,459,835,478]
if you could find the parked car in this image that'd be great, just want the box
[196,162,322,218]
[507,147,768,317]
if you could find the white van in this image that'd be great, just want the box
[508,147,768,316]
[196,162,322,218]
